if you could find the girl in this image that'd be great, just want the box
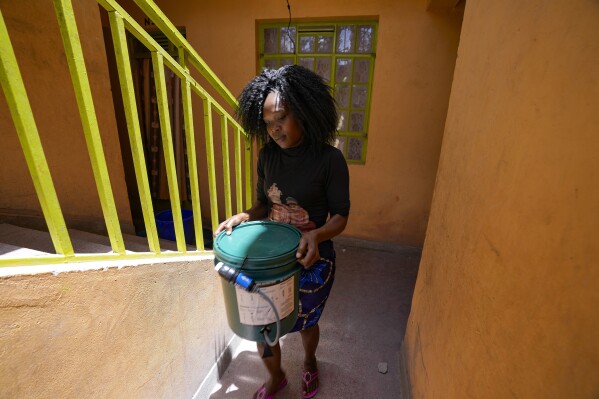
[215,65,350,399]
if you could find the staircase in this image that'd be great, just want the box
[1,0,245,396]
[0,223,196,261]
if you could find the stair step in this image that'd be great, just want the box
[0,242,49,257]
[120,232,197,252]
[68,229,196,252]
[0,223,198,259]
[0,223,112,254]
[68,229,149,253]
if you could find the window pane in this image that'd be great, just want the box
[280,58,294,66]
[280,27,297,54]
[334,136,347,155]
[299,57,315,71]
[347,137,363,160]
[356,25,374,53]
[317,35,333,53]
[264,59,277,69]
[337,110,348,131]
[264,28,278,54]
[315,58,331,82]
[335,85,350,108]
[353,59,370,83]
[335,58,352,83]
[260,20,376,164]
[350,111,364,131]
[336,25,355,53]
[351,85,368,109]
[299,36,315,53]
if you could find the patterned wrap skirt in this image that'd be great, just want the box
[289,257,336,332]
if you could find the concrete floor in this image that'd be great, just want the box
[208,237,421,399]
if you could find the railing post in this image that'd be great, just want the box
[245,137,253,210]
[151,51,186,252]
[221,115,232,219]
[178,49,205,250]
[53,0,125,254]
[0,8,74,256]
[234,126,243,214]
[203,99,219,233]
[108,10,161,253]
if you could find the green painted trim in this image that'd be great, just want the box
[179,51,206,251]
[130,0,238,109]
[203,99,219,232]
[0,9,74,256]
[108,11,160,253]
[151,52,186,252]
[53,0,125,254]
[221,115,232,219]
[234,126,243,214]
[258,21,378,164]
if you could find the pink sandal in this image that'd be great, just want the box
[254,377,288,399]
[301,370,319,399]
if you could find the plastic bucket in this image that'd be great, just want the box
[213,221,302,343]
[155,209,194,244]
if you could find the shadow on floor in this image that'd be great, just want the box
[209,237,421,399]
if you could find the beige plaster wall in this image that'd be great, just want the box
[403,0,599,397]
[0,257,232,398]
[0,0,132,229]
[132,0,463,246]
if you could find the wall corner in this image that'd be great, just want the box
[399,339,412,399]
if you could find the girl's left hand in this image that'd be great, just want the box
[296,230,320,268]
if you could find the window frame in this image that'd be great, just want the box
[258,21,378,164]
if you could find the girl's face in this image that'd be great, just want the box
[263,91,304,149]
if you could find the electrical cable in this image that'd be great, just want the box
[256,289,281,346]
[286,0,295,53]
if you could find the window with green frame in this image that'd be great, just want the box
[259,22,377,164]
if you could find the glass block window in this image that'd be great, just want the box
[259,22,377,164]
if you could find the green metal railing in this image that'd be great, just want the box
[0,0,252,267]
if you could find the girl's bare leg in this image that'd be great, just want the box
[254,342,286,397]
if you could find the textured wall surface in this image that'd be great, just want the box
[0,258,232,398]
[404,0,599,397]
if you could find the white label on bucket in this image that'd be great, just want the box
[236,276,295,326]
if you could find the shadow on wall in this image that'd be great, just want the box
[216,335,233,380]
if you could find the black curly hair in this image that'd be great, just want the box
[235,65,338,152]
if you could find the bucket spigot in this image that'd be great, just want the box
[215,262,256,292]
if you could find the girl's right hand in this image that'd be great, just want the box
[213,212,250,237]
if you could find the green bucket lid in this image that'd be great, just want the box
[213,221,302,270]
